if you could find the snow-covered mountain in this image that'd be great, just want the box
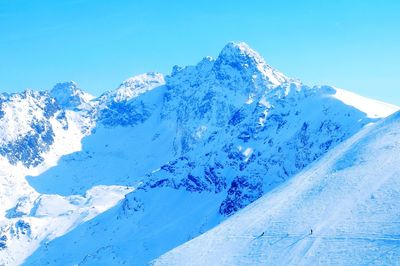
[154,110,400,266]
[50,81,94,110]
[0,42,398,265]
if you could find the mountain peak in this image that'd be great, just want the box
[214,42,288,87]
[50,81,94,109]
[118,72,164,91]
[100,72,165,103]
[218,42,261,61]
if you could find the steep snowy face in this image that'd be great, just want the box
[50,81,94,110]
[154,111,400,266]
[143,83,376,217]
[161,42,289,154]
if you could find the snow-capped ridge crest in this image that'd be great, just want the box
[100,72,165,103]
[169,56,214,78]
[2,89,44,98]
[166,42,289,97]
[117,72,164,90]
[379,109,400,124]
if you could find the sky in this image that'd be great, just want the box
[0,0,399,105]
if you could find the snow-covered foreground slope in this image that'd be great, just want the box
[154,111,400,266]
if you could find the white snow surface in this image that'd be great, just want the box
[154,111,400,266]
[332,87,399,118]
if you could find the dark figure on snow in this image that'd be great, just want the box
[310,229,313,235]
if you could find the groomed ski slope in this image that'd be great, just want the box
[154,111,400,266]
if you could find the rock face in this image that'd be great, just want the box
[154,110,400,266]
[0,90,66,167]
[50,81,94,110]
[0,42,398,265]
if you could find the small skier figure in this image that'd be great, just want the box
[257,232,265,238]
[310,229,313,235]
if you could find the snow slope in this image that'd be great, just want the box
[154,111,400,266]
[332,87,398,118]
[17,43,398,265]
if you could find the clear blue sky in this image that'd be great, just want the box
[1,0,399,105]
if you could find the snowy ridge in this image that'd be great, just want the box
[98,72,165,104]
[331,87,399,118]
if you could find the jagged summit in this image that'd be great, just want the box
[214,41,289,86]
[166,42,290,101]
[217,42,263,63]
[50,81,94,109]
